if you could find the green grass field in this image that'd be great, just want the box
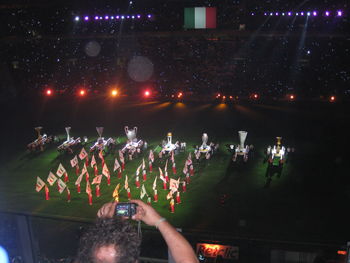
[0,97,349,248]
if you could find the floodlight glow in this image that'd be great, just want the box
[296,12,299,16]
[137,15,141,18]
[264,12,267,16]
[144,90,150,97]
[99,16,103,19]
[301,12,304,16]
[84,16,89,21]
[95,16,99,20]
[45,89,53,96]
[288,12,292,16]
[147,14,152,18]
[105,16,109,20]
[325,11,330,16]
[121,16,125,19]
[132,15,135,19]
[289,94,295,100]
[111,89,118,97]
[313,11,317,16]
[270,12,273,16]
[127,15,130,19]
[111,16,114,19]
[275,12,279,16]
[75,16,80,21]
[330,95,336,102]
[337,10,342,16]
[282,13,285,16]
[79,89,86,96]
[116,16,120,19]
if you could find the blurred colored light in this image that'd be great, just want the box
[325,11,330,16]
[275,12,279,16]
[223,96,226,99]
[282,13,285,16]
[132,15,135,19]
[177,92,183,98]
[251,12,255,16]
[296,12,299,16]
[253,93,258,99]
[137,15,141,18]
[105,16,109,20]
[217,93,221,97]
[127,15,130,19]
[330,95,335,102]
[288,12,292,16]
[79,89,86,96]
[290,95,295,100]
[111,89,118,97]
[111,16,114,19]
[337,10,342,16]
[46,89,53,96]
[313,11,317,16]
[84,16,89,21]
[301,12,304,16]
[148,14,152,18]
[307,12,311,16]
[95,16,99,20]
[144,90,150,97]
[121,16,125,19]
[99,16,103,19]
[337,250,346,255]
[116,16,120,19]
[75,16,80,21]
[270,12,273,16]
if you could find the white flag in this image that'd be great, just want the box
[79,147,88,160]
[124,175,129,190]
[47,172,57,186]
[140,184,147,199]
[136,164,142,176]
[149,150,154,162]
[142,158,146,170]
[57,179,67,194]
[56,163,66,177]
[36,177,45,192]
[81,163,88,176]
[114,158,121,171]
[70,155,79,167]
[152,176,157,190]
[159,167,166,182]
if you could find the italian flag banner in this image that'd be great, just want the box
[184,7,217,29]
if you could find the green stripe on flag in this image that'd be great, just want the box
[184,8,195,29]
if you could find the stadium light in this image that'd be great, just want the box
[75,16,80,21]
[325,11,330,16]
[79,89,86,96]
[111,89,118,97]
[337,10,343,17]
[330,95,336,102]
[289,94,295,100]
[177,92,183,98]
[84,16,89,21]
[144,90,151,97]
[45,88,53,96]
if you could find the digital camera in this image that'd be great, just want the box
[115,202,137,218]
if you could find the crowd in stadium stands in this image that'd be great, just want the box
[0,0,349,100]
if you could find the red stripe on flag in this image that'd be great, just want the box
[205,7,216,28]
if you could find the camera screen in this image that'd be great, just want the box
[116,204,130,217]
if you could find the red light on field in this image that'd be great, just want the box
[330,95,336,102]
[177,92,183,98]
[79,89,86,96]
[337,250,346,255]
[111,89,118,97]
[217,93,221,97]
[253,93,258,99]
[229,96,233,99]
[144,90,150,97]
[289,94,295,100]
[223,96,226,99]
[45,89,53,96]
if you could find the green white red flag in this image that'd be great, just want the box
[184,7,217,29]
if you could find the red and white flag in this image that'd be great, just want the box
[188,152,192,161]
[79,147,88,160]
[112,183,120,199]
[159,167,166,183]
[140,184,147,199]
[57,179,67,194]
[183,163,188,175]
[92,175,102,185]
[90,154,97,168]
[195,150,201,159]
[56,163,66,177]
[86,180,92,195]
[81,163,88,176]
[75,173,84,185]
[47,172,57,186]
[149,150,154,162]
[36,177,46,192]
[169,178,180,192]
[98,150,104,160]
[186,158,192,166]
[70,155,79,167]
[118,150,124,160]
[136,164,142,176]
[166,190,174,200]
[102,163,110,178]
[113,158,121,172]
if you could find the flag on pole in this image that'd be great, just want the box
[92,175,102,185]
[79,147,88,160]
[142,158,146,170]
[75,173,84,186]
[183,163,188,175]
[70,155,79,167]
[136,164,142,176]
[112,183,120,199]
[195,150,201,159]
[102,163,110,178]
[149,150,154,162]
[140,184,147,199]
[57,179,67,194]
[169,178,180,192]
[36,177,46,192]
[124,175,129,190]
[184,7,217,29]
[159,167,166,182]
[166,190,174,200]
[98,150,104,160]
[56,163,66,177]
[186,158,192,166]
[165,159,168,172]
[90,154,97,168]
[47,172,57,186]
[86,180,92,195]
[152,176,157,190]
[170,150,175,163]
[81,163,88,176]
[114,158,121,172]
